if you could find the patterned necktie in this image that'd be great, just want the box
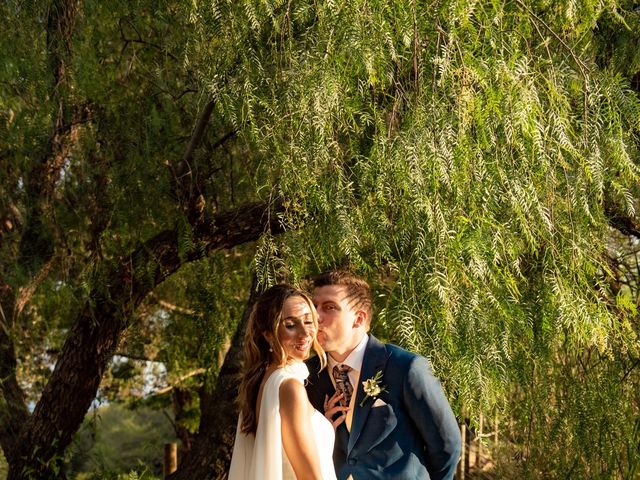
[332,364,354,406]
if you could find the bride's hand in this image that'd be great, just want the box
[323,392,349,429]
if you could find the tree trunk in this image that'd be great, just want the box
[168,276,261,480]
[172,388,195,455]
[6,202,283,479]
[0,289,30,466]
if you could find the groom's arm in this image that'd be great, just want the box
[403,356,461,480]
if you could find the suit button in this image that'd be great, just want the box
[348,459,357,465]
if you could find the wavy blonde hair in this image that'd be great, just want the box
[238,284,326,434]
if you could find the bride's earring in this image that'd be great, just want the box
[269,344,273,352]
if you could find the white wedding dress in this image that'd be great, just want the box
[228,362,337,480]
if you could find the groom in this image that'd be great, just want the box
[305,271,461,480]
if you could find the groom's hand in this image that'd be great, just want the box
[324,392,350,429]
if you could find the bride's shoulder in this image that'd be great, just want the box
[268,363,310,409]
[278,377,310,412]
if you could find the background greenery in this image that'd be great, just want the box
[68,403,173,480]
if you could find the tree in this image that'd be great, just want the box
[1,1,284,477]
[1,0,639,479]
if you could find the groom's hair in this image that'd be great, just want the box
[313,271,373,327]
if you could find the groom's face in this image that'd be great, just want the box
[313,285,365,360]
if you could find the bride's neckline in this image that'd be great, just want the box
[265,361,309,381]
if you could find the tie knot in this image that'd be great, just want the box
[337,364,351,374]
[332,364,354,407]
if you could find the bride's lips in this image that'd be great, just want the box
[294,340,311,351]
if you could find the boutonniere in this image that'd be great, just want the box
[360,370,387,406]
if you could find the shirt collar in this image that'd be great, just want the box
[328,333,369,373]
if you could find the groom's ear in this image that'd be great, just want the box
[354,310,367,328]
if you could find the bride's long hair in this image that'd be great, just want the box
[238,284,325,434]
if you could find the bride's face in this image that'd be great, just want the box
[276,296,316,363]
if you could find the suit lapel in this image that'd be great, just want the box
[347,335,389,452]
[306,357,335,411]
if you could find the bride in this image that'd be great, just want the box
[228,284,345,480]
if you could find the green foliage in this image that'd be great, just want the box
[151,248,254,381]
[0,451,6,480]
[205,0,640,405]
[489,347,640,479]
[67,403,174,479]
[185,0,640,475]
[75,469,158,480]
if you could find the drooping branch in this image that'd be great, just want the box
[513,0,590,78]
[12,257,56,324]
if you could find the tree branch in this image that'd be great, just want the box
[150,368,207,397]
[168,100,217,213]
[19,0,85,274]
[513,0,590,77]
[146,293,203,317]
[605,202,640,239]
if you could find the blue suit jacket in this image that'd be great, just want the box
[305,335,461,480]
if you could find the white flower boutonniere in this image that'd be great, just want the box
[360,370,387,407]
